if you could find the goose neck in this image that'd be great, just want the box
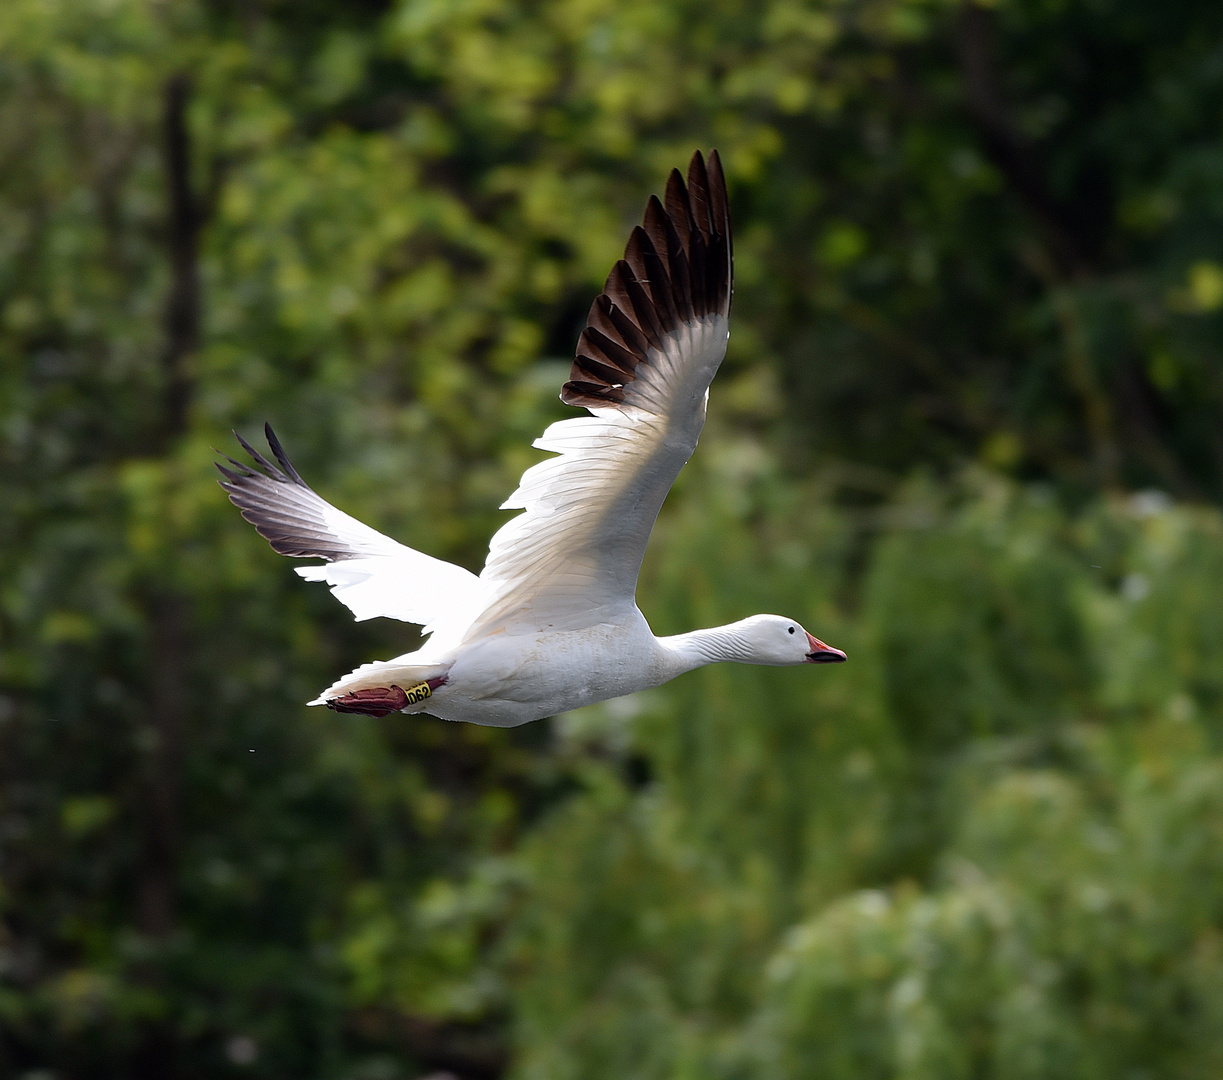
[657,622,757,676]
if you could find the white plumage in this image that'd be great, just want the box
[219,151,845,726]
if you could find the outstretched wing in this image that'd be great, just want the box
[466,149,733,640]
[218,424,485,642]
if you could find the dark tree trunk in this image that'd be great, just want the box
[159,72,200,444]
[132,72,207,1080]
[137,593,188,940]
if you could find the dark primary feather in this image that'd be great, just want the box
[217,423,381,561]
[561,149,733,410]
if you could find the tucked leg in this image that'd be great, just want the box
[326,685,409,717]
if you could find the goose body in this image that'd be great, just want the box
[220,151,845,727]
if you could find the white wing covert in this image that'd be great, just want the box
[218,425,485,642]
[466,150,733,640]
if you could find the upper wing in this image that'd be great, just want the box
[218,424,485,642]
[465,150,733,640]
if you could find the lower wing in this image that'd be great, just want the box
[218,425,485,643]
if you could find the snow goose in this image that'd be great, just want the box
[219,150,846,727]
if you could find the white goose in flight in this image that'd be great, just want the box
[219,150,845,727]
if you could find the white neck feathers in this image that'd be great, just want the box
[656,620,766,678]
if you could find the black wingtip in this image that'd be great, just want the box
[263,423,309,488]
[217,425,359,562]
[560,149,732,411]
[215,461,244,484]
[215,445,255,489]
[232,429,278,479]
[224,425,312,490]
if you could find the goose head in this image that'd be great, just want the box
[739,615,847,666]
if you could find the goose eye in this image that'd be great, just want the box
[788,626,795,634]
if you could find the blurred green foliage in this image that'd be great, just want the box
[2,0,1223,1077]
[510,478,1223,1079]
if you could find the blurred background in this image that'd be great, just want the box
[4,0,1223,1076]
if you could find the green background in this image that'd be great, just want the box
[4,0,1223,1076]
